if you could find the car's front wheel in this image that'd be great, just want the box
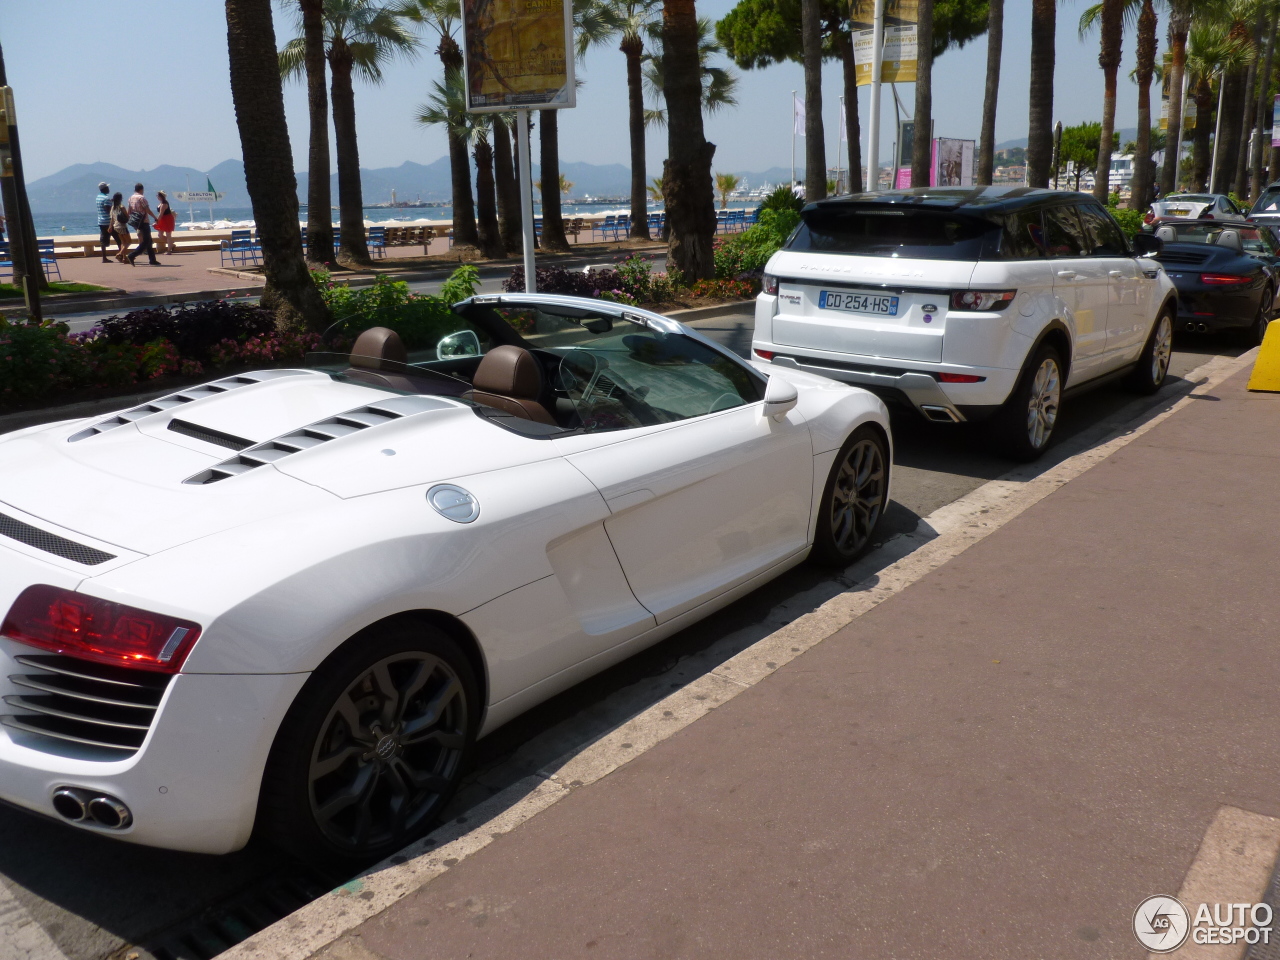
[810,425,889,567]
[989,343,1063,461]
[1126,309,1174,394]
[259,621,479,866]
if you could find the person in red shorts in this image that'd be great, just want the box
[153,190,177,255]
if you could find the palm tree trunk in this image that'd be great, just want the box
[662,0,717,279]
[448,127,480,249]
[493,117,522,254]
[225,0,328,331]
[1161,6,1189,197]
[1250,8,1278,201]
[1213,69,1245,194]
[329,55,371,264]
[1093,0,1123,202]
[474,138,505,259]
[1193,76,1213,190]
[976,0,1003,186]
[911,0,934,186]
[539,110,571,251]
[1131,0,1157,210]
[300,0,334,266]
[801,0,826,200]
[840,32,863,192]
[1026,0,1056,187]
[624,37,651,239]
[1233,17,1262,198]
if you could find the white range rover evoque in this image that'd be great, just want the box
[0,294,891,863]
[753,187,1179,459]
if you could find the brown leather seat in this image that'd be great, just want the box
[463,345,557,425]
[350,327,407,369]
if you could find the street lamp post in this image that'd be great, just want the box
[866,0,886,191]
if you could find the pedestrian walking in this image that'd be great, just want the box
[96,182,116,262]
[110,192,132,263]
[153,190,177,255]
[126,182,159,266]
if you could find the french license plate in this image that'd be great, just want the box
[818,290,900,316]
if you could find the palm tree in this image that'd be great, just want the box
[396,0,479,249]
[1161,0,1193,196]
[911,0,934,186]
[416,69,503,259]
[226,0,329,330]
[579,0,662,238]
[647,176,665,200]
[800,0,826,200]
[280,0,335,265]
[714,172,740,208]
[535,174,575,197]
[659,0,718,278]
[491,116,522,254]
[1187,22,1251,190]
[1249,4,1278,200]
[1080,0,1126,202]
[976,0,1004,185]
[281,0,418,266]
[1027,0,1057,187]
[642,17,740,125]
[1131,0,1159,209]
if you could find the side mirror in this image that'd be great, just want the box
[1132,233,1164,256]
[437,329,482,358]
[763,375,799,422]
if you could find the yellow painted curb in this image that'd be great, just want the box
[1247,320,1280,392]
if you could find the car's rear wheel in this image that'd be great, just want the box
[1237,288,1272,347]
[1126,309,1174,394]
[810,425,889,567]
[989,343,1062,462]
[259,621,479,866]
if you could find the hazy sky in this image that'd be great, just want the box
[2,1,1154,183]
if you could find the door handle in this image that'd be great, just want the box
[1057,270,1077,279]
[1109,270,1124,278]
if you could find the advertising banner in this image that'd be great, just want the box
[931,138,974,186]
[1273,94,1280,147]
[852,0,918,86]
[461,0,575,112]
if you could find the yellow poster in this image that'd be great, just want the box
[852,0,918,86]
[463,0,575,111]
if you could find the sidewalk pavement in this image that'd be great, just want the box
[281,361,1280,960]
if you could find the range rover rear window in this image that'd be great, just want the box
[787,208,1001,260]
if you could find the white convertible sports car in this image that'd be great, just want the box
[0,294,891,862]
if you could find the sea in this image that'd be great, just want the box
[30,199,763,238]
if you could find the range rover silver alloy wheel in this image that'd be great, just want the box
[1026,356,1061,452]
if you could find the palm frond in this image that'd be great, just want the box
[279,36,309,80]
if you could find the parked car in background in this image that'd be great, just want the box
[0,295,893,863]
[1248,183,1280,236]
[1145,193,1246,227]
[1151,219,1278,345]
[754,187,1177,461]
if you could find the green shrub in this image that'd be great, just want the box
[1108,204,1145,239]
[317,271,474,350]
[755,185,804,217]
[714,208,801,279]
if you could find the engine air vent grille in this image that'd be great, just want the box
[68,370,310,443]
[1156,249,1213,266]
[1,654,171,756]
[167,419,253,451]
[184,395,452,485]
[0,512,116,565]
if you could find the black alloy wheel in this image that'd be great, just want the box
[259,622,478,865]
[810,425,889,567]
[1239,288,1273,347]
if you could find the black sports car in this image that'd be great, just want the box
[1150,218,1278,346]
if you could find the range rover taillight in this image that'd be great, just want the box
[950,290,1016,311]
[1,585,201,674]
[763,274,779,295]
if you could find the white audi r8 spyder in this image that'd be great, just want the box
[0,294,891,862]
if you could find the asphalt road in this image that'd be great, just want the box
[0,311,1249,960]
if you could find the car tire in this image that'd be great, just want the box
[810,425,889,567]
[258,620,480,867]
[1125,308,1174,394]
[1236,289,1272,347]
[989,342,1063,462]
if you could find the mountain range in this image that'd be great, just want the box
[25,160,801,213]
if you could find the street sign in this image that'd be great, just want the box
[461,0,575,111]
[174,192,224,203]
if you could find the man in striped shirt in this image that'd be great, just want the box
[96,182,114,262]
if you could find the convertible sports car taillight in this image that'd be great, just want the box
[0,585,201,673]
[1200,274,1252,285]
[1143,211,1155,224]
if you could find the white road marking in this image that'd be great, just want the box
[0,879,71,960]
[222,349,1258,960]
[1155,806,1280,960]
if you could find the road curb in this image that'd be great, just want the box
[216,348,1260,960]
[663,300,756,322]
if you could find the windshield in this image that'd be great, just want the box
[787,208,1001,260]
[1252,188,1280,215]
[1161,221,1276,256]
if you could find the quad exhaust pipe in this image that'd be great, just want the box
[52,787,132,830]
